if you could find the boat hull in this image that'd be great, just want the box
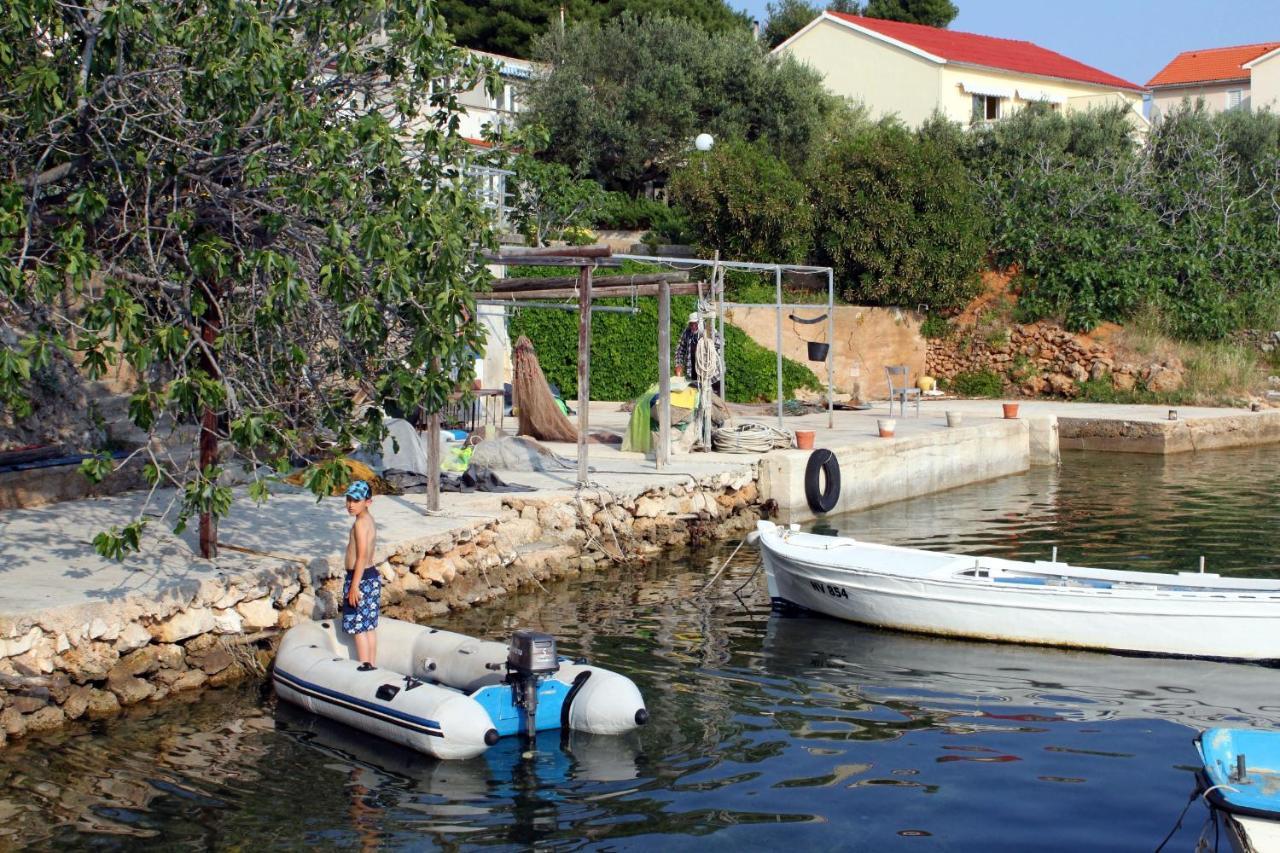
[1224,815,1280,853]
[757,522,1280,661]
[274,620,497,760]
[273,618,648,759]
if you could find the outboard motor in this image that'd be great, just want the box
[507,630,559,739]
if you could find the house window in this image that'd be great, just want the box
[971,94,1001,123]
[1227,89,1243,110]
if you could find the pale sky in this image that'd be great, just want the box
[731,0,1280,87]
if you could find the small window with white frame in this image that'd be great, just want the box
[1227,89,1244,110]
[971,94,1001,124]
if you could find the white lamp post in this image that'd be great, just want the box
[694,133,714,152]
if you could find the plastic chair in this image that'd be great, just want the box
[885,365,921,417]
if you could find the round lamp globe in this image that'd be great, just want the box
[694,133,714,152]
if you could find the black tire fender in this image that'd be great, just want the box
[804,449,841,514]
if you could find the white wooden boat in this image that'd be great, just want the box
[752,520,1280,661]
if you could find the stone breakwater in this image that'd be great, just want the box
[927,322,1186,397]
[0,472,760,745]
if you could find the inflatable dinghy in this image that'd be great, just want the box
[273,617,648,760]
[1196,728,1280,853]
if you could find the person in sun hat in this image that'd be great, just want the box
[341,480,379,666]
[674,311,701,382]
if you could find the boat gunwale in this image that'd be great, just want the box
[761,527,1280,596]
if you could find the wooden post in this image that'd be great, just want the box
[576,264,592,485]
[426,410,440,511]
[198,279,222,559]
[657,279,671,469]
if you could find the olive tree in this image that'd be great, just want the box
[0,0,498,558]
[521,13,836,192]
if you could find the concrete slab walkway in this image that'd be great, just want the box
[0,430,754,627]
[1,397,1275,628]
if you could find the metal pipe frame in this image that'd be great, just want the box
[827,268,835,429]
[775,267,784,429]
[614,253,833,275]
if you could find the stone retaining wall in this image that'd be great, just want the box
[927,322,1185,397]
[0,472,761,745]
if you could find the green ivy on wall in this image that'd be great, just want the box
[506,293,822,403]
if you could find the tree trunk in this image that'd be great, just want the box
[199,281,222,559]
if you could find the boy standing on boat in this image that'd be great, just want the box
[343,480,379,666]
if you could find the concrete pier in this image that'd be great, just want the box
[758,417,1031,524]
[743,399,1279,522]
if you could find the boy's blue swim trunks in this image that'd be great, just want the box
[341,570,381,634]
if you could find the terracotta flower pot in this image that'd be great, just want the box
[794,429,816,450]
[878,418,896,438]
[1002,403,1019,419]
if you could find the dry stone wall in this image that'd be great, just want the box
[927,322,1185,397]
[0,472,761,745]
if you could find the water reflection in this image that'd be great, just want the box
[764,615,1280,730]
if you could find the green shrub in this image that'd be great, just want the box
[979,103,1280,340]
[1007,353,1034,383]
[669,140,814,264]
[595,193,685,232]
[726,275,835,306]
[811,120,987,310]
[507,293,821,403]
[919,314,951,339]
[949,369,1004,397]
[641,214,694,247]
[984,328,1010,348]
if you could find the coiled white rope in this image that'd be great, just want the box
[712,421,793,453]
[695,333,723,384]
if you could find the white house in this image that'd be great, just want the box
[776,12,1147,131]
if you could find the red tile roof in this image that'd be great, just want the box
[1146,42,1280,88]
[826,12,1145,92]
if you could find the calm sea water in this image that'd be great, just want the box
[4,447,1280,850]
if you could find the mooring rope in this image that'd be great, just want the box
[712,422,793,453]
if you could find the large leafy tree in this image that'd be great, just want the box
[0,0,497,558]
[438,0,750,59]
[863,0,958,28]
[523,14,836,193]
[976,102,1280,338]
[811,120,987,309]
[669,141,814,264]
[762,0,861,49]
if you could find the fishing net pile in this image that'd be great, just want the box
[512,336,578,443]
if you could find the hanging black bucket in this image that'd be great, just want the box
[807,341,830,362]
